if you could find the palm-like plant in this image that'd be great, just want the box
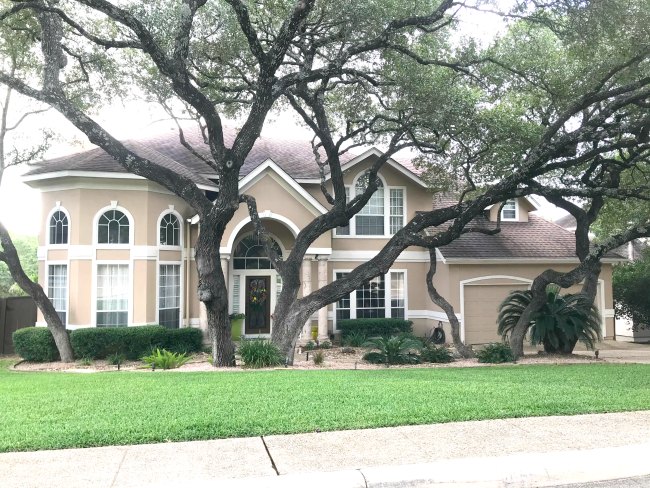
[498,284,602,354]
[362,335,422,365]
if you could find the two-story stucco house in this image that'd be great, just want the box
[24,126,623,344]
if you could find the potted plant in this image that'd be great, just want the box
[229,313,245,341]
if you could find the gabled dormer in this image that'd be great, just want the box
[486,197,539,223]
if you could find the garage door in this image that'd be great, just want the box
[463,284,529,345]
[463,281,605,345]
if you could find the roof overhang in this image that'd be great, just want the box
[440,257,626,264]
[295,147,428,188]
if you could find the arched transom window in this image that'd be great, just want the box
[233,234,282,270]
[98,210,130,244]
[49,210,68,245]
[160,213,180,246]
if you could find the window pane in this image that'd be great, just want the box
[356,275,385,318]
[49,211,69,245]
[355,215,384,235]
[160,213,180,246]
[335,272,351,322]
[501,200,516,220]
[389,189,404,234]
[96,264,128,327]
[233,234,282,269]
[98,210,130,244]
[159,264,180,328]
[391,272,405,319]
[48,265,67,326]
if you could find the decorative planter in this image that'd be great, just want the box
[231,318,244,341]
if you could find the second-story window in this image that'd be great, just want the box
[501,200,517,221]
[160,213,180,246]
[49,210,68,245]
[98,210,130,244]
[355,175,385,236]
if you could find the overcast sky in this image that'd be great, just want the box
[0,3,563,236]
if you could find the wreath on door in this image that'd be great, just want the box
[249,284,268,311]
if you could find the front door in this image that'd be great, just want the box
[245,276,271,335]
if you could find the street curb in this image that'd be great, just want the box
[201,442,650,488]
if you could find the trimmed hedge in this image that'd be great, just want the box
[13,328,60,362]
[70,326,203,360]
[13,326,204,362]
[337,318,413,338]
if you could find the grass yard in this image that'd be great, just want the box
[1,359,649,452]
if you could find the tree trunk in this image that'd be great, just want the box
[271,277,308,364]
[0,223,74,362]
[425,249,474,358]
[194,215,235,367]
[509,283,550,358]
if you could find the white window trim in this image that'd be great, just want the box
[45,260,69,327]
[500,199,518,222]
[156,208,184,250]
[333,172,406,238]
[45,204,71,248]
[92,204,135,249]
[156,261,184,328]
[92,260,132,327]
[332,269,408,330]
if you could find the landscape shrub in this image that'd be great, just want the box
[107,353,126,366]
[476,343,515,364]
[342,330,367,347]
[313,351,325,366]
[338,318,412,338]
[70,326,203,360]
[362,335,421,365]
[142,348,189,369]
[13,327,60,362]
[238,340,284,368]
[420,345,454,363]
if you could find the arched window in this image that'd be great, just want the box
[49,210,68,245]
[233,234,282,270]
[160,213,180,246]
[98,210,130,244]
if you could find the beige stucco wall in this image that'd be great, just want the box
[221,172,331,253]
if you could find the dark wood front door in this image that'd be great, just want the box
[245,276,271,335]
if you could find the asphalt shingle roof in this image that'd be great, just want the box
[25,125,359,182]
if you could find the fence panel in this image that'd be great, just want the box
[0,297,37,354]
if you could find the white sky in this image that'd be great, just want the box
[0,3,564,236]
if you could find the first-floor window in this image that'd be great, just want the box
[334,270,406,326]
[97,264,129,327]
[159,264,181,328]
[48,264,67,326]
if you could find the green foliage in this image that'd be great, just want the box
[78,357,93,366]
[0,235,37,298]
[237,340,284,369]
[498,285,602,353]
[319,340,332,349]
[141,349,189,370]
[613,248,650,329]
[69,326,203,360]
[12,327,59,362]
[313,351,325,366]
[420,345,454,364]
[476,343,515,364]
[362,335,421,365]
[342,330,367,347]
[106,353,126,366]
[338,319,413,339]
[304,341,316,351]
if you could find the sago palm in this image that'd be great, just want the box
[362,335,422,365]
[498,284,602,354]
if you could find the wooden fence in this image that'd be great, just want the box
[0,297,37,354]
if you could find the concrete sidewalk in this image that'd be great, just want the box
[2,411,650,488]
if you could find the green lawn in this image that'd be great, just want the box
[1,359,649,452]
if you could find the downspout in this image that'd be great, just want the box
[185,219,191,328]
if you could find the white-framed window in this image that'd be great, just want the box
[47,264,68,326]
[96,264,129,327]
[501,199,517,221]
[159,213,181,247]
[334,173,406,237]
[334,270,406,326]
[48,210,69,245]
[98,210,130,244]
[233,233,282,270]
[159,264,181,328]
